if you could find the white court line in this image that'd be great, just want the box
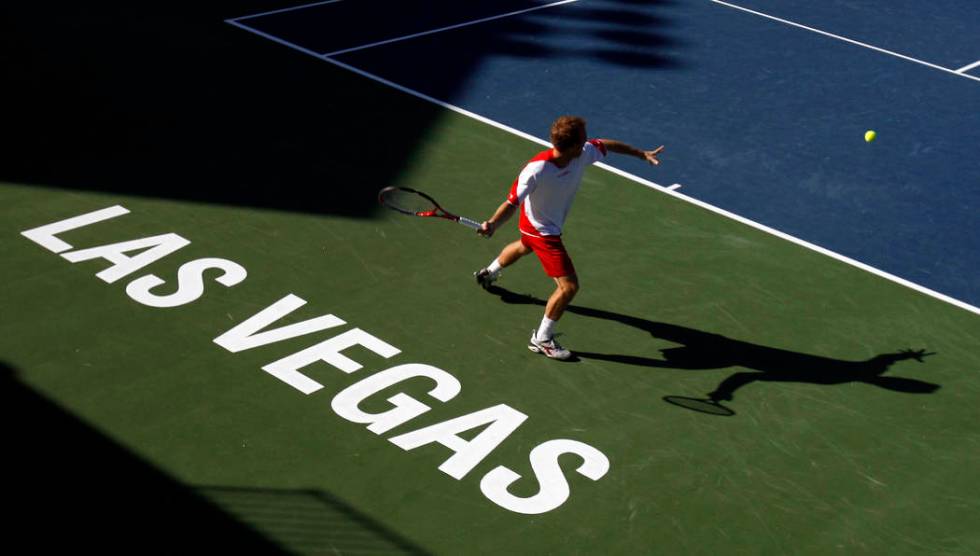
[323,0,579,57]
[228,0,344,22]
[711,0,980,84]
[955,59,980,74]
[667,184,683,191]
[225,19,980,318]
[226,19,326,57]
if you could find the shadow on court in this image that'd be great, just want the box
[0,0,684,217]
[484,286,939,410]
[0,2,443,218]
[200,486,430,555]
[0,360,423,553]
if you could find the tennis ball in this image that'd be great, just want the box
[864,130,877,143]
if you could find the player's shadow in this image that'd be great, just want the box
[484,286,939,405]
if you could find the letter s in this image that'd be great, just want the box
[479,439,609,515]
[126,257,247,308]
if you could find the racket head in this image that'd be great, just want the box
[662,395,735,416]
[378,186,441,217]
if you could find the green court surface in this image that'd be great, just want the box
[2,99,979,554]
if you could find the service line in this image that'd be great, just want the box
[322,0,579,57]
[955,59,980,74]
[228,0,345,22]
[711,0,980,84]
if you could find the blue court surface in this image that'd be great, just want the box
[229,0,980,314]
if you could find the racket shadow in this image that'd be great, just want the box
[662,395,735,417]
[484,286,940,411]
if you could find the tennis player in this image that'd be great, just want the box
[475,116,664,360]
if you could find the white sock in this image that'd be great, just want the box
[487,258,503,276]
[536,316,557,341]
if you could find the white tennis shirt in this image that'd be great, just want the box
[507,139,607,237]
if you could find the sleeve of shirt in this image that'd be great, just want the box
[507,164,539,206]
[583,139,608,165]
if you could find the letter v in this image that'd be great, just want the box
[214,294,346,353]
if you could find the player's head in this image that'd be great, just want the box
[550,116,587,156]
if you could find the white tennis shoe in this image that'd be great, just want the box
[474,268,498,289]
[528,330,571,360]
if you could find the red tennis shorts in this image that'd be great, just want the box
[521,232,576,278]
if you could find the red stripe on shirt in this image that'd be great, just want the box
[507,149,555,205]
[507,176,520,206]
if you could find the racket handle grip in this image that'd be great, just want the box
[458,216,482,230]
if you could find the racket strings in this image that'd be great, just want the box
[382,189,437,215]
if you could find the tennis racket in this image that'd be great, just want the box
[378,186,483,231]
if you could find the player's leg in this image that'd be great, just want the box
[528,274,578,359]
[535,274,578,341]
[498,239,532,267]
[475,239,530,288]
[527,237,576,360]
[545,274,579,321]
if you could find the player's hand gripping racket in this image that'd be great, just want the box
[378,186,484,233]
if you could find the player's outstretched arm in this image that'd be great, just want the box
[599,139,665,166]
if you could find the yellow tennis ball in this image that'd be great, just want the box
[864,130,877,142]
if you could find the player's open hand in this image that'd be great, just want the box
[643,145,665,165]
